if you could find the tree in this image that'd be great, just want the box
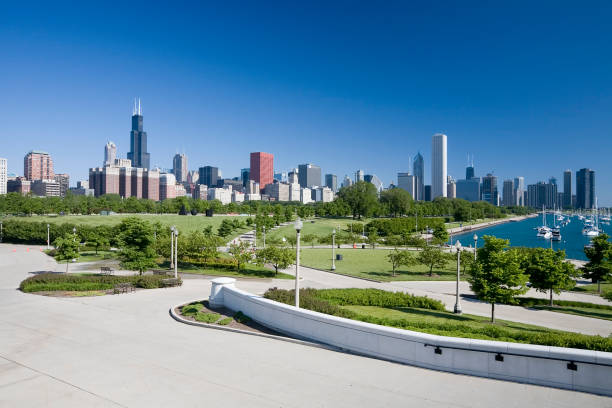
[416,245,447,276]
[367,229,379,249]
[54,234,80,273]
[228,241,252,270]
[302,233,317,248]
[582,233,612,293]
[86,232,109,254]
[523,248,578,306]
[468,236,529,322]
[380,188,413,217]
[217,219,234,238]
[256,246,296,275]
[387,249,416,276]
[117,217,158,275]
[432,224,449,245]
[337,181,379,219]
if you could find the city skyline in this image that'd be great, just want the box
[1,3,611,204]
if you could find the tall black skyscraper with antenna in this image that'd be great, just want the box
[127,98,150,169]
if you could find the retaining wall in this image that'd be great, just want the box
[211,280,612,395]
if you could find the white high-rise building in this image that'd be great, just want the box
[104,142,117,166]
[0,158,7,195]
[431,133,447,199]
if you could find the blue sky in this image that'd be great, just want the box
[1,1,611,204]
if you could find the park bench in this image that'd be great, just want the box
[113,282,135,294]
[101,266,115,275]
[161,278,181,287]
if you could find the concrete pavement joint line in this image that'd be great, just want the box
[169,302,343,352]
[0,354,127,408]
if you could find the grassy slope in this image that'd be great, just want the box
[266,218,370,240]
[525,304,612,321]
[342,305,588,340]
[572,282,612,294]
[299,248,457,281]
[18,214,251,237]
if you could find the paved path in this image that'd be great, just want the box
[0,244,610,407]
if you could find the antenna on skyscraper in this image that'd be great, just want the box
[138,98,141,115]
[133,98,137,115]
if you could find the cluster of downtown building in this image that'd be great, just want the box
[395,134,597,210]
[0,105,597,210]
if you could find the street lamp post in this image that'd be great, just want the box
[170,226,176,269]
[473,233,478,261]
[253,224,257,249]
[294,218,303,308]
[47,224,50,250]
[454,240,462,314]
[72,227,77,242]
[331,228,336,271]
[263,226,266,249]
[0,221,3,243]
[174,228,179,279]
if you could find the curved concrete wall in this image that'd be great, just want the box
[214,282,612,396]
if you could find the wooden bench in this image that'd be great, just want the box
[161,278,181,288]
[101,266,115,275]
[113,283,135,294]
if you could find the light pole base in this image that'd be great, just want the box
[453,305,462,314]
[331,266,336,271]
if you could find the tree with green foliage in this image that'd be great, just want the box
[582,233,612,293]
[380,188,413,217]
[416,245,447,276]
[337,181,379,219]
[387,249,416,276]
[432,224,449,244]
[302,233,318,248]
[117,217,158,275]
[217,219,234,238]
[256,246,296,275]
[523,248,578,306]
[367,229,379,249]
[54,234,80,273]
[468,236,529,322]
[85,232,109,254]
[228,241,253,270]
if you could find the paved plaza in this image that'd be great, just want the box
[0,244,610,407]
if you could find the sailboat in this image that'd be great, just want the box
[536,206,552,239]
[582,198,600,237]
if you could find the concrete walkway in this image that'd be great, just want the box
[0,244,610,407]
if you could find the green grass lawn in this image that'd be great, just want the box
[19,214,252,238]
[342,305,594,341]
[179,264,294,280]
[572,282,612,294]
[266,217,371,240]
[74,250,118,263]
[299,248,458,281]
[525,304,612,321]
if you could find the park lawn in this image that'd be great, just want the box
[341,305,582,340]
[525,304,612,321]
[445,217,506,230]
[18,214,252,238]
[266,217,371,241]
[179,264,294,280]
[299,248,458,281]
[572,282,612,294]
[74,250,118,263]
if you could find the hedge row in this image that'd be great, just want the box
[365,217,445,236]
[0,219,116,245]
[20,273,181,292]
[312,288,445,310]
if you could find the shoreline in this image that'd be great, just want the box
[447,213,538,235]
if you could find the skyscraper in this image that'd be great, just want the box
[413,152,424,201]
[325,174,337,192]
[199,166,219,187]
[354,169,364,183]
[563,170,572,209]
[502,179,515,206]
[481,174,498,205]
[24,151,54,181]
[104,142,117,166]
[250,152,274,190]
[431,133,447,199]
[514,177,525,206]
[127,98,150,169]
[364,174,383,192]
[298,164,321,188]
[0,158,6,195]
[397,172,415,198]
[576,168,595,209]
[172,153,188,183]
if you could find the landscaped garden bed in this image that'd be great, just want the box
[264,288,612,352]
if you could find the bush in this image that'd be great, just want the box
[182,303,204,316]
[315,288,445,310]
[19,273,182,292]
[601,291,612,302]
[217,317,233,325]
[514,297,612,310]
[194,312,220,323]
[366,217,445,236]
[233,311,251,324]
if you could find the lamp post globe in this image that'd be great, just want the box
[454,240,462,314]
[294,218,303,308]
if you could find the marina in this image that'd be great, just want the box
[452,212,611,261]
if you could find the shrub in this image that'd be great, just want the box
[233,311,251,324]
[217,317,233,325]
[194,312,220,323]
[366,217,445,236]
[602,291,612,302]
[19,273,182,292]
[181,303,204,316]
[515,297,612,310]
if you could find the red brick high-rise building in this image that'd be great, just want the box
[24,151,54,181]
[249,152,273,190]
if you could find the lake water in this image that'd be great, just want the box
[451,214,611,261]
